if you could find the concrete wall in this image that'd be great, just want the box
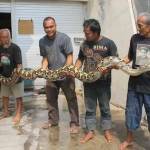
[97,0,135,107]
[86,0,99,19]
[132,0,150,16]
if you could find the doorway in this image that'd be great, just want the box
[0,13,11,34]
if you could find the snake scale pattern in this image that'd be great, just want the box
[0,56,150,85]
[0,65,101,86]
[99,56,150,76]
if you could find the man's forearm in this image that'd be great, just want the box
[75,59,83,69]
[65,53,73,66]
[41,57,48,69]
[111,55,131,70]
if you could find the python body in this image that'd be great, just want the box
[0,65,101,85]
[99,56,150,76]
[1,56,150,86]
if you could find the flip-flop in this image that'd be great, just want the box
[41,122,52,129]
[104,132,113,143]
[80,132,94,143]
[119,141,133,150]
[70,125,79,134]
[41,122,58,129]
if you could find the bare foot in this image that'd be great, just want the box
[120,141,133,150]
[104,130,113,143]
[13,114,22,125]
[80,131,94,143]
[70,124,79,134]
[0,113,9,120]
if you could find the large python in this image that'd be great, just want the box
[0,56,150,86]
[0,65,101,86]
[98,56,150,76]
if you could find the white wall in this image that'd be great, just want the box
[97,0,135,107]
[86,0,99,19]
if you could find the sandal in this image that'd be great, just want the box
[119,141,133,150]
[70,124,79,134]
[41,122,58,129]
[80,131,94,143]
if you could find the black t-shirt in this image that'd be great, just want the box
[0,43,22,82]
[128,34,150,94]
[78,36,118,84]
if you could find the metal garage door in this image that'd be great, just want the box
[13,0,86,87]
[0,0,11,13]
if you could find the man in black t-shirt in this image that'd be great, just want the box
[120,13,150,150]
[0,29,24,124]
[75,19,118,143]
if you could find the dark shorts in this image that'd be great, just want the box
[126,90,150,132]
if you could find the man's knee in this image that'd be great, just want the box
[65,89,77,101]
[100,103,111,118]
[16,97,23,101]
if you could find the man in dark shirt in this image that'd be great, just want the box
[39,17,79,133]
[75,19,118,143]
[120,12,150,150]
[0,29,24,124]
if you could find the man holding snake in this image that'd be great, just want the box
[120,12,150,150]
[0,29,24,124]
[75,19,118,143]
[39,17,79,133]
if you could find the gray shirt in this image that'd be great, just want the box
[39,32,73,70]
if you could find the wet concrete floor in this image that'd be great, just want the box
[0,93,150,150]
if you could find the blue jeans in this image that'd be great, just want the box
[84,82,112,131]
[126,90,150,132]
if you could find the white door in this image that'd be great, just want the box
[0,0,11,13]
